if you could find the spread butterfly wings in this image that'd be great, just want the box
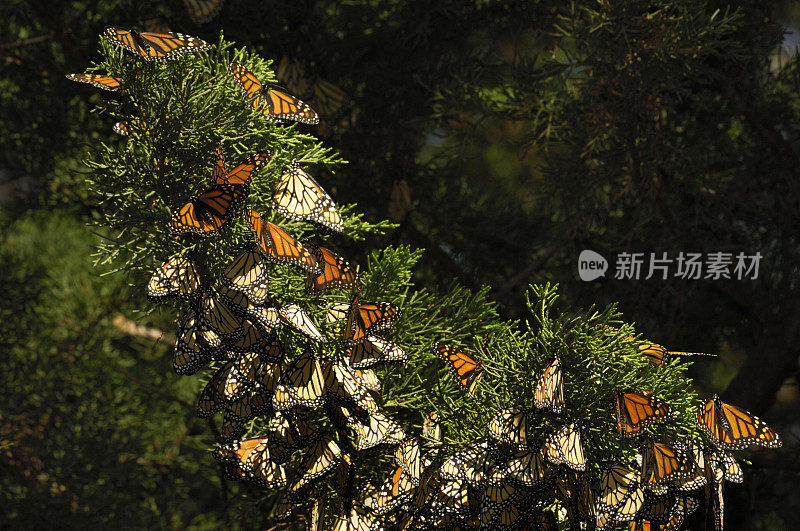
[344,295,401,344]
[696,394,782,450]
[434,342,484,397]
[65,73,125,92]
[541,423,586,472]
[147,253,201,302]
[617,391,672,437]
[306,245,358,293]
[228,62,319,125]
[170,184,247,236]
[244,209,321,274]
[274,161,343,232]
[533,357,564,412]
[103,27,211,61]
[213,150,273,186]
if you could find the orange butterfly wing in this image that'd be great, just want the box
[215,150,273,186]
[616,391,671,437]
[306,245,358,294]
[65,73,125,92]
[243,209,320,274]
[434,341,483,396]
[170,184,246,236]
[104,27,210,61]
[265,87,319,124]
[343,294,400,344]
[697,395,782,450]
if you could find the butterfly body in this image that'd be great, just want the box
[229,62,319,124]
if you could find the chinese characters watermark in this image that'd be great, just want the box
[578,250,762,281]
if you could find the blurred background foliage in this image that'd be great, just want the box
[1,0,799,528]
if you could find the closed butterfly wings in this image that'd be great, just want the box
[103,27,211,61]
[229,62,319,125]
[147,253,201,302]
[533,357,564,412]
[274,161,343,232]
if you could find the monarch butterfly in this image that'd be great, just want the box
[394,437,422,485]
[226,384,271,421]
[274,161,343,232]
[332,503,377,531]
[276,56,349,120]
[292,436,342,491]
[640,441,693,491]
[266,411,318,450]
[170,184,247,236]
[325,301,351,323]
[222,314,265,352]
[600,324,636,342]
[278,303,325,341]
[627,496,698,530]
[244,208,321,274]
[440,441,494,485]
[219,410,245,443]
[343,294,401,344]
[112,122,129,135]
[212,149,273,186]
[367,466,415,516]
[506,449,546,487]
[196,363,232,418]
[173,316,219,375]
[637,343,716,366]
[352,367,381,393]
[483,481,519,509]
[535,511,559,531]
[197,291,243,340]
[221,247,269,303]
[672,440,708,492]
[147,253,201,302]
[487,405,529,447]
[182,0,224,23]
[437,477,470,515]
[707,450,743,484]
[542,423,586,472]
[228,62,319,124]
[103,27,211,61]
[322,359,377,412]
[422,410,441,443]
[305,245,357,293]
[341,407,405,451]
[272,350,327,410]
[434,342,484,397]
[348,335,407,369]
[616,391,672,437]
[534,357,564,412]
[597,465,645,520]
[213,437,287,488]
[697,395,782,450]
[65,73,125,92]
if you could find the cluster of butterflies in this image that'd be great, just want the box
[66,27,326,137]
[70,26,784,530]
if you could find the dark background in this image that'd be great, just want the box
[1,0,798,528]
